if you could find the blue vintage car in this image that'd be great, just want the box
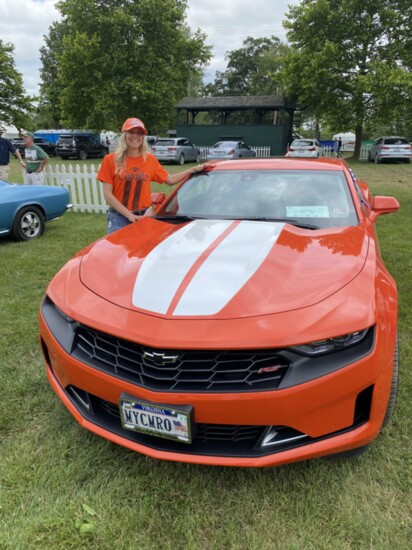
[0,179,72,241]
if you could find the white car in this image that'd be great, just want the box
[368,136,411,164]
[287,139,323,158]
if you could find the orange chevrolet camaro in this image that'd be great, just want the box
[39,158,400,467]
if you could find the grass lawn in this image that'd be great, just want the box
[1,158,411,549]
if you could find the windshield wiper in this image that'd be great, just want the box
[153,214,200,223]
[235,217,320,229]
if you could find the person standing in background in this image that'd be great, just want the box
[22,132,49,185]
[0,125,25,181]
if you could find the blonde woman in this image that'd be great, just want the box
[98,118,205,233]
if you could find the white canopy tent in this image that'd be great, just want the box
[333,132,356,142]
[0,122,20,139]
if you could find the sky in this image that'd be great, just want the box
[0,0,300,96]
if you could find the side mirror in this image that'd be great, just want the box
[370,196,400,222]
[151,192,166,206]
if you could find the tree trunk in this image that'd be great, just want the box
[315,121,320,141]
[354,124,363,160]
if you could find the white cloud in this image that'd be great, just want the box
[1,0,299,95]
[0,0,60,95]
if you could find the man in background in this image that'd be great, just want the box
[0,124,25,181]
[22,131,49,185]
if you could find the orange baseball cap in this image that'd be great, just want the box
[121,118,148,135]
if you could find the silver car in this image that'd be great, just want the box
[287,139,323,158]
[152,138,200,165]
[206,141,257,161]
[368,136,411,164]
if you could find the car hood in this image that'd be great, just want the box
[80,218,368,319]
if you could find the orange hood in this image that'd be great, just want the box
[79,218,368,319]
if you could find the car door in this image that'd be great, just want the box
[185,140,196,161]
[244,143,256,158]
[178,139,189,161]
[314,140,322,157]
[238,142,250,158]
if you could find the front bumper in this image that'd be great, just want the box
[39,302,394,467]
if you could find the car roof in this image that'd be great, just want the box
[378,136,408,140]
[205,158,347,171]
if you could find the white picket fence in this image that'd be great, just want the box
[45,163,108,213]
[322,144,371,160]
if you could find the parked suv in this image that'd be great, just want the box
[368,136,411,164]
[56,132,109,160]
[152,138,200,165]
[11,137,56,156]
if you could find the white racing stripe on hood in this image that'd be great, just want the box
[174,221,284,315]
[132,219,284,316]
[132,220,234,314]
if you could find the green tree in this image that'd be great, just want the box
[0,40,33,128]
[280,0,412,158]
[204,36,289,96]
[39,21,69,128]
[50,0,210,133]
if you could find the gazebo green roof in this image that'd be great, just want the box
[176,95,294,110]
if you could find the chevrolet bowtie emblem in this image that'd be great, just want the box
[142,351,179,365]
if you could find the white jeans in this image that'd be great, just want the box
[23,170,45,185]
[0,165,10,181]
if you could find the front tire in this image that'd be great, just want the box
[374,154,381,164]
[179,153,185,165]
[11,206,45,241]
[383,335,399,427]
[330,444,370,459]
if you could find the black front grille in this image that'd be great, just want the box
[72,326,288,393]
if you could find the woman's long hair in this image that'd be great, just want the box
[114,132,150,175]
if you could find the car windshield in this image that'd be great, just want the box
[159,169,359,229]
[212,142,237,149]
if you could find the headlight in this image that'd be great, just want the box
[291,329,369,356]
[55,303,74,323]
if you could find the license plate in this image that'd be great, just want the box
[119,395,193,443]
